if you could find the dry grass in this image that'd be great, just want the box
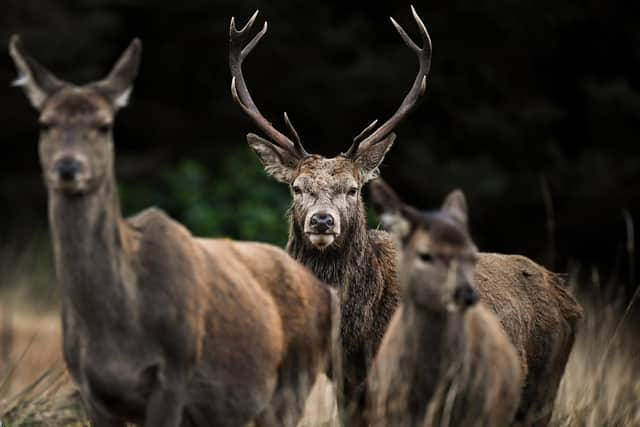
[1,237,639,426]
[550,288,640,426]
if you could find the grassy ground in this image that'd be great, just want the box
[1,237,639,426]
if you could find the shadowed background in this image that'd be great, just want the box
[0,0,638,293]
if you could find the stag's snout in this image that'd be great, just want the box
[305,209,341,249]
[310,212,334,233]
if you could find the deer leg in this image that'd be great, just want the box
[143,376,186,427]
[84,399,126,427]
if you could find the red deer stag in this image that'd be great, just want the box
[229,7,431,425]
[370,178,583,425]
[10,35,337,427]
[367,189,523,427]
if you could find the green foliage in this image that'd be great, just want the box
[120,149,290,246]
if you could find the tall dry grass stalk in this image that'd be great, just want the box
[0,368,86,426]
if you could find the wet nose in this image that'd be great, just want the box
[454,284,479,308]
[54,157,83,181]
[310,212,335,233]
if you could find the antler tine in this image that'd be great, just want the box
[284,112,308,157]
[348,5,432,158]
[230,12,307,157]
[344,119,378,157]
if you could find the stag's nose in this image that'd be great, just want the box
[310,212,335,233]
[54,157,83,181]
[454,284,479,308]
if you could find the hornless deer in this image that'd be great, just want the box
[10,36,338,427]
[229,7,431,425]
[370,178,583,426]
[367,190,523,427]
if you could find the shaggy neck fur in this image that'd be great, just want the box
[287,200,370,304]
[49,173,136,330]
[286,198,392,356]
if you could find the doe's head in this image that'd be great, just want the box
[229,7,431,250]
[9,36,141,196]
[371,179,479,313]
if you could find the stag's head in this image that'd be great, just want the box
[9,36,141,197]
[230,7,432,250]
[370,179,479,312]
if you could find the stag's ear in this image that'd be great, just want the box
[9,35,67,110]
[441,189,468,226]
[355,133,396,183]
[247,133,298,183]
[93,38,142,110]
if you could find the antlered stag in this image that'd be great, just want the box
[229,8,431,425]
[10,36,337,427]
[368,190,523,427]
[370,178,583,425]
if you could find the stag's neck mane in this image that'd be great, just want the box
[49,174,136,325]
[286,205,371,293]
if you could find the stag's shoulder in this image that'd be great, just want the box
[367,229,398,261]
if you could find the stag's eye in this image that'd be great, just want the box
[292,186,302,195]
[418,252,434,263]
[348,187,358,196]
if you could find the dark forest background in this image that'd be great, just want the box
[1,0,639,293]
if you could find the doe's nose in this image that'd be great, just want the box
[54,157,83,181]
[454,284,479,308]
[310,212,335,233]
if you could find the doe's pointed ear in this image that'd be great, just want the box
[369,177,404,216]
[247,133,298,184]
[9,35,67,110]
[369,177,415,239]
[93,38,142,110]
[355,133,396,183]
[441,189,468,226]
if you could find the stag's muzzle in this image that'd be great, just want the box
[305,209,341,249]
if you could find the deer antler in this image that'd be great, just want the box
[345,5,432,158]
[229,11,308,158]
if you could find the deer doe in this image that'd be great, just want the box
[367,189,523,427]
[229,7,431,425]
[10,36,338,427]
[370,178,583,426]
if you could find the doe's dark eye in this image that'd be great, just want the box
[348,187,358,196]
[97,124,112,134]
[292,186,302,195]
[39,122,52,132]
[418,252,434,263]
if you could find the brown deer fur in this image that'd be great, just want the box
[370,178,583,426]
[368,190,522,426]
[10,36,337,427]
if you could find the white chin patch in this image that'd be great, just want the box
[445,302,460,313]
[308,234,335,249]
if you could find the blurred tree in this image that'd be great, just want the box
[120,149,290,246]
[1,0,639,290]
